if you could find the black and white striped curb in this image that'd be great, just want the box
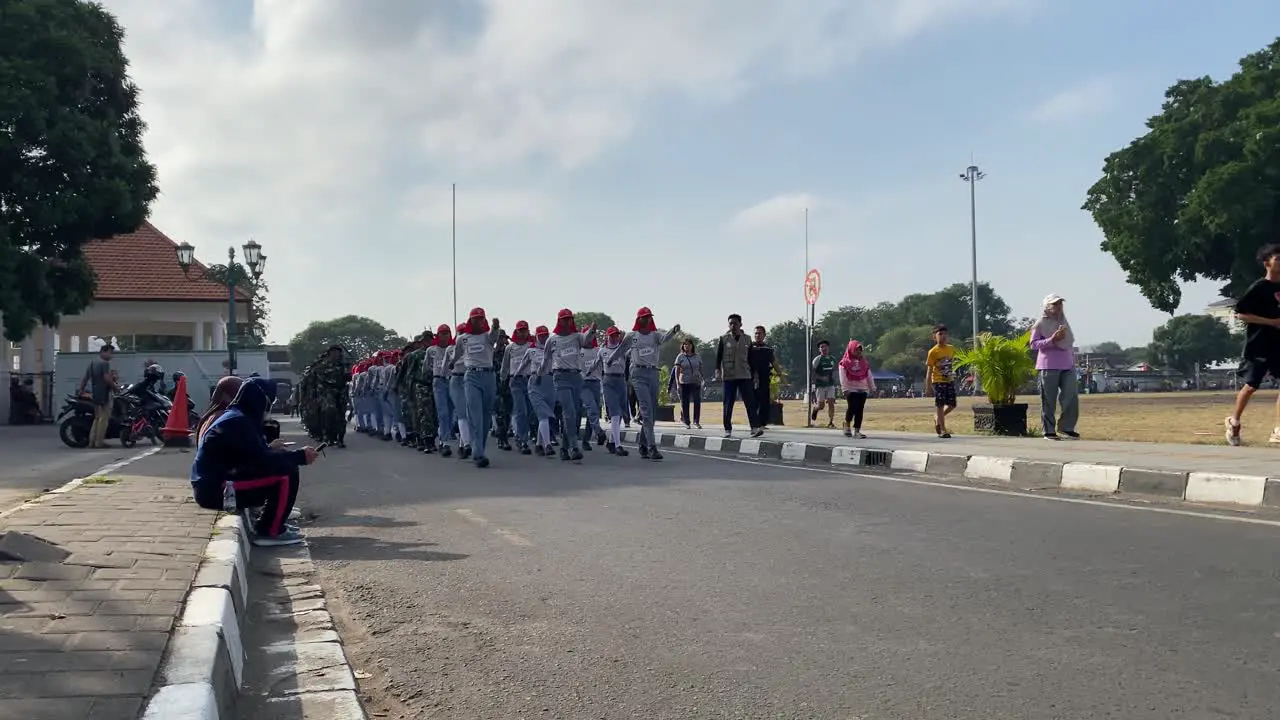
[625,430,1280,510]
[141,513,367,720]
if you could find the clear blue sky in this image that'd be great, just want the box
[101,0,1280,347]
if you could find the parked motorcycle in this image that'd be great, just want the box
[57,393,141,449]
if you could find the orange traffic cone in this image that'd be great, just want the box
[162,374,193,447]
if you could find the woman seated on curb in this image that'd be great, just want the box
[198,375,244,442]
[191,377,319,547]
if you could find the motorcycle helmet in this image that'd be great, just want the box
[144,364,164,381]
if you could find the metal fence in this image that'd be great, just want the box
[6,370,56,423]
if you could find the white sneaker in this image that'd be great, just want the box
[253,528,305,547]
[1268,427,1280,445]
[853,431,866,440]
[1225,417,1242,446]
[288,507,302,521]
[722,431,733,438]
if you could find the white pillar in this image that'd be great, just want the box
[19,338,36,374]
[40,326,55,373]
[212,319,226,351]
[0,335,8,424]
[193,321,205,352]
[71,335,80,353]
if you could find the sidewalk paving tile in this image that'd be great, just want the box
[0,475,215,720]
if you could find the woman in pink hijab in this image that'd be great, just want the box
[198,376,244,445]
[838,340,876,439]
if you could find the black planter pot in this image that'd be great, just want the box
[654,405,676,423]
[768,401,785,426]
[972,403,1029,437]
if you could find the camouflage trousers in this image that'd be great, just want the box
[322,393,348,443]
[495,380,512,440]
[414,383,437,444]
[399,389,416,436]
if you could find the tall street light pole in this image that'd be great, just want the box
[960,164,984,392]
[452,183,458,328]
[176,239,266,374]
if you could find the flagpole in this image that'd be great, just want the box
[452,182,457,327]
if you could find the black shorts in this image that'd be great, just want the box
[1238,358,1280,388]
[932,382,957,408]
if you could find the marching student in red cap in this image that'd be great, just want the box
[446,322,472,459]
[625,307,681,460]
[432,324,458,458]
[592,325,631,455]
[514,324,557,455]
[501,320,536,454]
[580,329,606,447]
[537,308,597,462]
[459,307,502,468]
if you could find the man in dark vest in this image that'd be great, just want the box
[714,313,761,438]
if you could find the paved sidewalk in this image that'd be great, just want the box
[656,422,1280,476]
[0,474,214,720]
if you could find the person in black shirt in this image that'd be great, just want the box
[1227,243,1280,446]
[748,326,785,429]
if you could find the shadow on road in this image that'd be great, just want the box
[306,534,469,564]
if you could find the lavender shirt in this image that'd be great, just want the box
[1030,328,1075,371]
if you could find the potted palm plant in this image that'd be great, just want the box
[767,372,785,425]
[655,365,676,422]
[953,331,1037,436]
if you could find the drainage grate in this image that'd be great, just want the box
[862,450,891,467]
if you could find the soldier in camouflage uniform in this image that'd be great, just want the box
[414,330,438,453]
[394,339,421,447]
[315,345,350,447]
[300,357,326,440]
[492,330,513,451]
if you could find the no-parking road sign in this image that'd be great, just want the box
[804,269,822,305]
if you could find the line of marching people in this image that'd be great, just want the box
[346,307,681,467]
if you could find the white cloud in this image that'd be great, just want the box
[401,185,556,229]
[94,0,1036,339]
[1029,76,1117,123]
[728,193,826,233]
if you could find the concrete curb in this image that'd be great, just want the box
[142,514,251,720]
[625,430,1280,510]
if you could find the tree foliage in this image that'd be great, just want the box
[573,311,616,334]
[1147,315,1238,375]
[762,281,1017,389]
[287,315,407,372]
[199,264,270,347]
[1083,38,1280,312]
[0,0,159,341]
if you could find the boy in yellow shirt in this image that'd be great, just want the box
[924,325,957,438]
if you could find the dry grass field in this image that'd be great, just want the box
[688,391,1280,446]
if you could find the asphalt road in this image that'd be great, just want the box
[291,424,1280,719]
[0,425,153,511]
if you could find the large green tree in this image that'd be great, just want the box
[287,316,407,372]
[869,325,936,384]
[0,0,159,341]
[1084,38,1280,313]
[1147,314,1238,376]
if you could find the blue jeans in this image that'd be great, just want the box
[509,375,532,442]
[553,370,584,448]
[582,379,603,437]
[631,366,659,448]
[529,374,555,420]
[722,378,755,432]
[432,377,454,443]
[465,369,497,459]
[448,374,467,441]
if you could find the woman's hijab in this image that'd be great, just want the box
[198,376,244,443]
[1033,294,1074,348]
[839,340,870,382]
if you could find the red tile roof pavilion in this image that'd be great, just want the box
[81,221,250,303]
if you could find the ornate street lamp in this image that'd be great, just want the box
[175,240,266,373]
